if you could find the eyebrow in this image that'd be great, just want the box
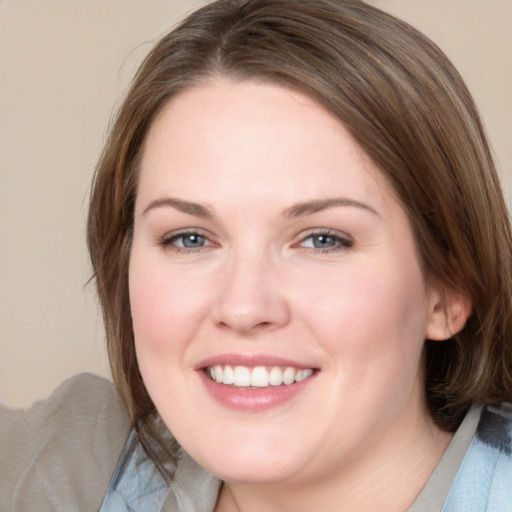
[142,196,379,219]
[282,198,380,218]
[142,197,214,218]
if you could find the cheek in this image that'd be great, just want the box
[297,260,429,367]
[129,273,177,352]
[300,264,430,428]
[128,253,204,355]
[128,253,211,408]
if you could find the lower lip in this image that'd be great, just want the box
[197,370,317,412]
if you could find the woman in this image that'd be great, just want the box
[2,0,512,510]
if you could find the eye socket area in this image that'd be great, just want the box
[160,229,217,251]
[295,230,353,252]
[176,233,209,248]
[158,227,353,254]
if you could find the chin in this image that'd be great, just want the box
[201,454,302,485]
[178,429,309,484]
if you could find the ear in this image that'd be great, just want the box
[425,288,472,341]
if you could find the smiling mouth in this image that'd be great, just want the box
[205,365,315,388]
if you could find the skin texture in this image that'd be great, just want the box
[129,79,469,511]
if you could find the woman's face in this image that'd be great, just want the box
[129,79,444,485]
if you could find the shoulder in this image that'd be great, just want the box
[443,403,512,511]
[0,373,131,512]
[475,402,512,452]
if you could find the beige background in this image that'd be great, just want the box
[1,1,511,407]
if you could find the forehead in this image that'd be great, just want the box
[137,79,394,215]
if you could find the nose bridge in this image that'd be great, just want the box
[213,241,289,334]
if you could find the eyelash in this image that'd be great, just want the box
[159,229,353,254]
[296,230,353,253]
[159,229,215,253]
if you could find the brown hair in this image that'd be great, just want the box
[87,0,512,477]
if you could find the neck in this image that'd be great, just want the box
[215,413,453,512]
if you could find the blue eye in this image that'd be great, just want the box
[178,233,206,248]
[161,231,212,251]
[300,232,352,251]
[310,234,336,248]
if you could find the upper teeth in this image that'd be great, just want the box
[207,365,314,387]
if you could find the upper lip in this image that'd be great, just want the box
[194,353,317,370]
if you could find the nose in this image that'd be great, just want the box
[212,251,290,336]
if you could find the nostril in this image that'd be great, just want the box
[216,319,273,333]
